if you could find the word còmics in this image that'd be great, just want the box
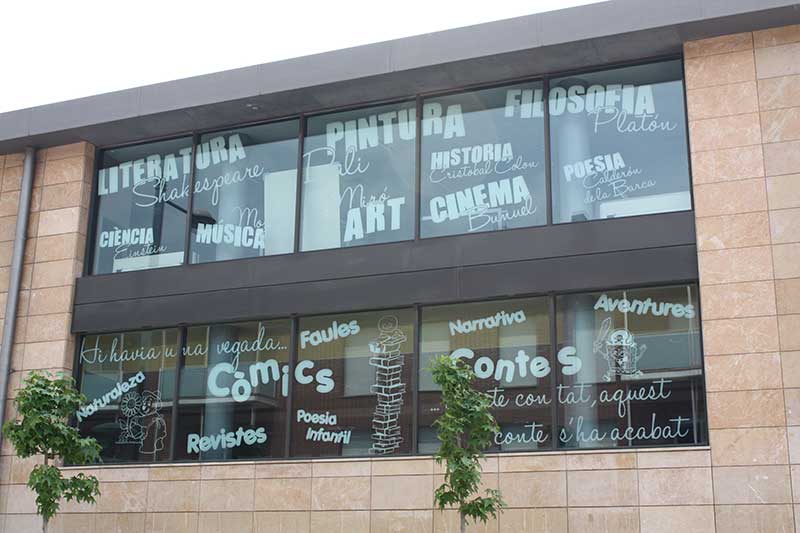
[186,426,267,453]
[75,371,146,422]
[594,293,696,319]
[207,359,334,403]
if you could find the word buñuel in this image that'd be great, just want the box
[76,372,146,421]
[186,426,267,453]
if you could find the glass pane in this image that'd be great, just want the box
[76,329,179,462]
[418,298,553,453]
[189,121,299,263]
[550,60,691,223]
[174,320,291,460]
[300,102,415,251]
[92,137,192,274]
[421,83,547,238]
[292,309,415,457]
[555,285,706,449]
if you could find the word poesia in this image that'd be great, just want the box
[296,409,338,426]
[98,227,154,249]
[186,426,267,453]
[429,143,513,170]
[448,310,526,336]
[306,426,352,445]
[207,359,334,402]
[76,372,146,421]
[594,294,695,319]
[549,84,655,116]
[429,176,531,223]
[563,152,626,182]
[195,223,266,250]
[300,320,360,348]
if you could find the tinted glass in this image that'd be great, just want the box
[300,102,416,251]
[189,122,299,263]
[550,60,691,223]
[421,83,547,238]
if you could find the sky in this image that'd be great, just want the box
[0,0,603,114]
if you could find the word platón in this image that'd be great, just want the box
[300,320,360,348]
[448,310,526,336]
[594,294,696,319]
[75,372,145,421]
[186,426,267,453]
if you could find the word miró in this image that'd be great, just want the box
[186,426,267,453]
[297,409,351,445]
[300,320,360,349]
[75,372,146,421]
[594,294,696,319]
[207,359,334,403]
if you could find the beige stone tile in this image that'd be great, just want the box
[40,181,86,211]
[636,449,710,469]
[774,243,800,279]
[715,504,794,533]
[145,513,199,533]
[311,459,370,477]
[566,470,637,507]
[198,479,254,512]
[37,206,83,237]
[200,463,254,480]
[371,474,432,510]
[372,457,433,476]
[702,316,780,355]
[694,178,767,217]
[31,259,80,289]
[638,467,712,505]
[0,191,20,218]
[788,426,800,464]
[69,465,148,483]
[765,140,800,176]
[761,75,800,111]
[254,462,311,478]
[696,212,771,251]
[9,455,42,484]
[311,476,370,510]
[754,24,800,48]
[567,508,638,533]
[253,511,310,533]
[784,352,800,389]
[564,452,635,470]
[779,314,800,350]
[42,156,91,186]
[785,388,800,425]
[698,246,773,285]
[4,483,38,514]
[707,389,785,428]
[710,427,789,465]
[756,42,800,79]
[700,281,776,319]
[685,32,753,58]
[51,514,98,533]
[34,233,85,263]
[705,352,782,391]
[94,512,147,533]
[433,509,498,533]
[687,81,758,120]
[371,510,432,533]
[3,514,43,533]
[197,512,253,533]
[309,511,369,533]
[27,286,73,316]
[253,478,311,511]
[497,508,566,533]
[763,107,800,143]
[691,145,764,184]
[776,279,800,314]
[23,313,71,343]
[146,480,201,512]
[92,481,148,513]
[497,453,565,472]
[713,465,792,503]
[689,113,761,152]
[639,506,714,533]
[498,471,566,508]
[149,465,202,481]
[0,215,16,243]
[685,50,756,89]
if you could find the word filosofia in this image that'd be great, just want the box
[300,320,360,349]
[504,84,657,118]
[562,152,626,183]
[429,176,532,224]
[450,346,582,384]
[208,359,334,403]
[195,223,266,250]
[448,309,526,336]
[75,372,146,421]
[97,227,154,249]
[186,426,267,453]
[594,294,696,319]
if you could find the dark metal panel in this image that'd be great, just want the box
[74,211,696,305]
[72,245,698,334]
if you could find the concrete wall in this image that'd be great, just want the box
[0,23,799,533]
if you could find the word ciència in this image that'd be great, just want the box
[186,426,267,453]
[207,359,334,402]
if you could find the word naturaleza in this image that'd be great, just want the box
[75,371,146,421]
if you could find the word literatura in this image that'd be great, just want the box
[186,426,267,453]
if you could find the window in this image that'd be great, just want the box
[300,102,416,251]
[555,285,705,448]
[92,137,193,274]
[549,60,691,223]
[174,320,291,460]
[420,83,547,238]
[189,122,299,264]
[292,309,415,457]
[76,329,179,463]
[418,298,552,453]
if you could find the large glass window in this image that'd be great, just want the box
[418,298,552,453]
[76,329,179,463]
[189,122,299,263]
[550,60,691,223]
[555,285,705,448]
[420,83,547,238]
[174,320,291,460]
[292,309,415,457]
[300,102,416,251]
[92,138,193,274]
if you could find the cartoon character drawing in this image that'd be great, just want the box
[117,390,167,454]
[368,315,408,455]
[593,317,646,382]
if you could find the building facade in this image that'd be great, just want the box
[1,1,800,531]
